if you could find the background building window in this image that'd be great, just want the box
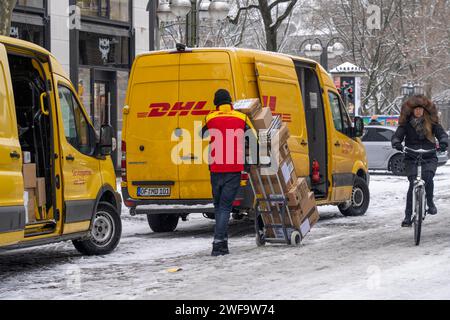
[79,32,130,68]
[10,23,44,47]
[76,0,129,22]
[16,0,44,8]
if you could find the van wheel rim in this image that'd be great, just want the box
[352,188,364,207]
[92,212,114,247]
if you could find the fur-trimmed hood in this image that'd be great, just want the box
[399,94,439,125]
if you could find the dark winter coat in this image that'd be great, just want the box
[391,97,448,176]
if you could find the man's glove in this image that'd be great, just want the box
[394,143,404,152]
[439,143,448,152]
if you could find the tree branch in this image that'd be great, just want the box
[228,4,260,25]
[271,0,297,31]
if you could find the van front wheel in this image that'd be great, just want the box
[338,177,370,216]
[147,214,179,232]
[73,202,122,256]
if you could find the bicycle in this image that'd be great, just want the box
[403,147,436,246]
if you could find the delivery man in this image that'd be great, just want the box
[202,89,257,256]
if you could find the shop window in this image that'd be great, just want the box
[16,0,44,8]
[79,32,130,68]
[77,0,130,22]
[10,23,44,47]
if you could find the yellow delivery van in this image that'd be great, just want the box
[121,47,369,232]
[0,36,121,255]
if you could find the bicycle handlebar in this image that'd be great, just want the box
[403,147,436,154]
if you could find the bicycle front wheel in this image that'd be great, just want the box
[414,187,425,246]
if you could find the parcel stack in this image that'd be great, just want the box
[234,98,320,242]
[22,152,46,223]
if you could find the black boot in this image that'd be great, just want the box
[401,215,412,227]
[211,241,229,256]
[428,201,437,215]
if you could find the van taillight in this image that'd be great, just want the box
[121,141,127,182]
[241,172,249,180]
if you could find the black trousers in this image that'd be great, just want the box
[405,171,435,217]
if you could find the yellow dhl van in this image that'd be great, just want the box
[0,36,121,255]
[121,47,370,232]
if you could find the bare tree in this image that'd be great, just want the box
[0,0,17,36]
[228,0,298,51]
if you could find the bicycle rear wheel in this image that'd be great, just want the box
[414,187,425,246]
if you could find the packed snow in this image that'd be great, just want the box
[1,165,450,300]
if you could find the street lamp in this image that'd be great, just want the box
[401,81,424,98]
[155,0,231,48]
[299,37,346,71]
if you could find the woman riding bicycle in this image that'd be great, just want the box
[391,95,448,227]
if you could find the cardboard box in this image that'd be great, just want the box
[36,177,46,207]
[309,207,320,226]
[271,123,290,146]
[22,163,36,189]
[286,184,301,207]
[233,98,261,117]
[297,177,310,200]
[25,189,36,223]
[252,107,273,130]
[300,192,316,216]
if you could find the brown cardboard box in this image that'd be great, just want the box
[300,191,316,216]
[259,157,297,195]
[286,183,301,207]
[271,123,290,146]
[280,142,290,158]
[233,98,261,117]
[309,207,320,226]
[36,177,46,207]
[25,189,36,223]
[252,107,273,130]
[297,177,310,200]
[22,163,36,189]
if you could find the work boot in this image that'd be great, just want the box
[401,216,412,227]
[428,202,438,215]
[211,241,229,256]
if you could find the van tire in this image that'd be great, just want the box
[72,202,122,256]
[338,176,370,217]
[147,214,179,232]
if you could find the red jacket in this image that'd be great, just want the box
[203,104,256,173]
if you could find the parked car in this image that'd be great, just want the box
[362,125,448,175]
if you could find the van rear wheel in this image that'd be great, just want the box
[338,177,370,217]
[73,202,122,256]
[147,214,179,232]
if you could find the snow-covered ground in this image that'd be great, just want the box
[1,165,450,300]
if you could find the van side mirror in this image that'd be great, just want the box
[353,117,364,138]
[99,125,114,156]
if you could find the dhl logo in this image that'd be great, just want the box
[137,101,210,118]
[137,96,292,122]
[262,96,292,123]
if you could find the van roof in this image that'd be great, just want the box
[0,35,53,57]
[136,47,332,84]
[137,47,319,66]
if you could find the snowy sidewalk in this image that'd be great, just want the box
[1,165,450,299]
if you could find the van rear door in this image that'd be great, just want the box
[178,51,234,199]
[0,44,25,246]
[254,58,310,177]
[126,54,180,199]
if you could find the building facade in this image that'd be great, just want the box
[11,0,150,169]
